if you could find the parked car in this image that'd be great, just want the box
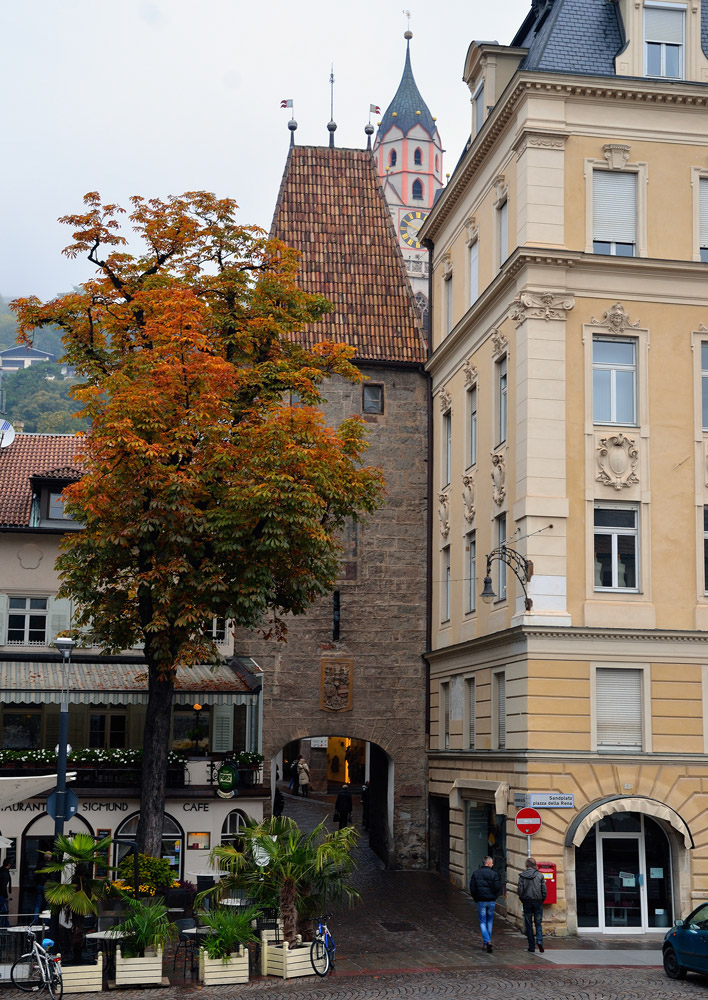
[663,903,708,979]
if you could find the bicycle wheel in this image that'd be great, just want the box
[310,937,330,976]
[47,963,63,1000]
[11,953,43,992]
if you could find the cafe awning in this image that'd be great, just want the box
[0,660,256,707]
[0,772,76,811]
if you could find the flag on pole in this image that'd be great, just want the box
[281,99,293,109]
[370,104,381,114]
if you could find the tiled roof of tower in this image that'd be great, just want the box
[511,0,624,75]
[378,38,437,140]
[271,145,426,364]
[0,434,83,527]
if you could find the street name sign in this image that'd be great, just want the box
[529,793,574,809]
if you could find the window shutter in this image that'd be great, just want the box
[645,6,683,43]
[44,705,60,751]
[497,674,506,749]
[129,705,147,748]
[212,704,234,753]
[49,597,72,645]
[700,178,708,247]
[596,668,643,749]
[0,594,7,646]
[593,171,637,243]
[468,678,476,750]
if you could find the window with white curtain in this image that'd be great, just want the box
[467,385,477,467]
[445,273,454,335]
[496,355,508,444]
[443,409,452,487]
[593,170,637,256]
[498,198,508,267]
[700,178,708,263]
[644,3,684,79]
[469,239,479,303]
[596,667,643,750]
[441,546,451,623]
[466,531,476,614]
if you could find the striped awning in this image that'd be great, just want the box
[0,661,256,707]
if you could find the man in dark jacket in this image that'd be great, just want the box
[517,856,547,952]
[334,784,353,830]
[469,856,502,952]
[0,859,11,928]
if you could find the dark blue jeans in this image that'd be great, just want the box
[477,900,496,946]
[523,901,543,950]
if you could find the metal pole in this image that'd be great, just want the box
[527,834,531,858]
[55,655,70,837]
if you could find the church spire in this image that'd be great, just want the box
[377,30,437,141]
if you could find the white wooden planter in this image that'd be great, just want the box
[62,954,103,994]
[260,936,314,979]
[115,945,163,986]
[198,946,249,985]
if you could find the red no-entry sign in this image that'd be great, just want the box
[515,807,542,836]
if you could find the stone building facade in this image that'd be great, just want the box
[235,145,430,868]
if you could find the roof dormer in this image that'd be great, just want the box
[463,41,528,137]
[614,0,708,82]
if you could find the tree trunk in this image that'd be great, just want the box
[280,877,297,947]
[136,668,174,857]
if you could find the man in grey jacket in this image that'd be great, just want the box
[517,857,547,952]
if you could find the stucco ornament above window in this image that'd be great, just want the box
[463,360,478,387]
[511,291,575,327]
[491,329,508,358]
[438,492,450,538]
[491,451,506,506]
[439,386,452,413]
[465,216,478,246]
[590,302,641,334]
[493,175,508,206]
[596,433,640,491]
[603,143,631,170]
[441,252,453,280]
[462,472,476,523]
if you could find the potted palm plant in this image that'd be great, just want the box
[196,905,259,984]
[206,816,358,979]
[42,832,113,992]
[113,895,177,986]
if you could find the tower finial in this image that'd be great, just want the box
[328,64,337,148]
[403,8,412,40]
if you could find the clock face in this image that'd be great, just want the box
[399,210,428,250]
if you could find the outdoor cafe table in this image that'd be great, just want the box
[84,929,125,978]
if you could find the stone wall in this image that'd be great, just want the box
[234,364,429,868]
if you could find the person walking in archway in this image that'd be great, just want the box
[297,755,310,798]
[334,783,353,830]
[470,855,502,953]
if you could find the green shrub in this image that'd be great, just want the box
[116,853,174,892]
[198,906,260,962]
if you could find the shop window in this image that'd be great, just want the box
[221,809,249,847]
[115,812,184,878]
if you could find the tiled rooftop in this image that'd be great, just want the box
[271,146,426,364]
[0,433,83,527]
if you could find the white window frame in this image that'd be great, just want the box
[704,507,708,594]
[440,680,451,750]
[465,676,476,750]
[591,663,651,753]
[442,409,452,488]
[592,335,637,426]
[584,156,648,258]
[473,82,485,135]
[644,2,685,79]
[7,596,49,646]
[445,272,454,336]
[496,514,507,601]
[690,169,708,262]
[497,198,508,268]
[593,502,640,592]
[466,530,476,614]
[493,671,506,750]
[467,384,477,468]
[496,354,508,445]
[441,546,451,623]
[468,237,479,305]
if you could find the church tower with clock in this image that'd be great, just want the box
[373,30,443,329]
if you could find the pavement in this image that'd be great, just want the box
[6,787,702,998]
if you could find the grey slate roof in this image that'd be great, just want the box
[377,39,437,139]
[514,0,623,76]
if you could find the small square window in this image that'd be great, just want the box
[362,384,384,414]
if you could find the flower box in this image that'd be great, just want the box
[114,945,164,987]
[62,955,103,994]
[260,937,314,979]
[198,946,249,985]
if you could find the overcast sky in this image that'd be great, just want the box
[1,0,530,302]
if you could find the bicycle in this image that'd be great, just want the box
[310,913,335,976]
[11,929,63,999]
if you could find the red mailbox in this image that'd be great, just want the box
[538,862,557,904]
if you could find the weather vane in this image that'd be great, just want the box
[403,9,412,31]
[330,64,335,122]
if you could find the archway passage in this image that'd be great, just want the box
[278,736,392,866]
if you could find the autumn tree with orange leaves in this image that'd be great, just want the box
[12,191,384,857]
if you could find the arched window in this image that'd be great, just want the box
[114,812,184,878]
[414,147,423,165]
[412,179,423,200]
[221,809,250,847]
[389,149,397,167]
[435,154,439,172]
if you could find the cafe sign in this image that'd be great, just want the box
[216,763,239,798]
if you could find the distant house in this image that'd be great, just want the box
[0,346,55,372]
